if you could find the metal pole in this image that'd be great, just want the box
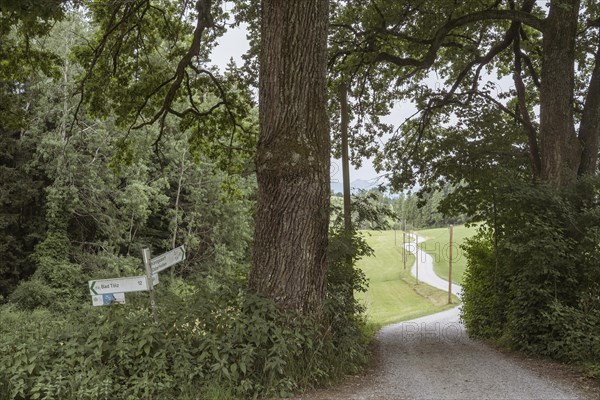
[142,248,159,324]
[403,219,406,270]
[448,224,453,304]
[415,230,419,284]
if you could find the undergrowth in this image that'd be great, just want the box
[0,274,371,400]
[461,177,600,378]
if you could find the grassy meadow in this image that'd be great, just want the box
[356,230,456,327]
[416,224,477,285]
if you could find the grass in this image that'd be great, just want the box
[356,230,457,327]
[416,224,478,285]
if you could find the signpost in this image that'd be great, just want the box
[150,245,186,274]
[92,293,125,306]
[86,245,184,320]
[89,276,150,295]
[142,248,159,324]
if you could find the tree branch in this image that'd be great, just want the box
[513,33,541,177]
[519,50,541,88]
[72,0,150,131]
[146,0,214,147]
[374,9,544,72]
[578,36,600,175]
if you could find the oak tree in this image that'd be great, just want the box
[330,0,599,190]
[248,0,330,312]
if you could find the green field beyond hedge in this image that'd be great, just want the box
[416,225,478,285]
[356,230,455,327]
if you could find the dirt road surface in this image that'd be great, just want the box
[292,236,597,400]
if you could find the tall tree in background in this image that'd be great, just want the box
[30,0,332,313]
[330,0,599,190]
[249,1,330,312]
[0,0,66,295]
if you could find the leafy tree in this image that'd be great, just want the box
[327,1,600,371]
[0,10,256,307]
[68,0,333,313]
[0,0,68,296]
[330,0,599,191]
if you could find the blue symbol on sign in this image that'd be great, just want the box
[103,294,116,305]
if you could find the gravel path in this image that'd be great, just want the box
[405,235,461,297]
[293,236,592,400]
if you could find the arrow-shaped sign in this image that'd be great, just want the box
[89,276,149,295]
[150,245,186,274]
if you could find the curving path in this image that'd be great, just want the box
[294,235,591,399]
[406,235,462,297]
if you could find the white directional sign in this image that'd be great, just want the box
[92,293,126,306]
[89,276,149,295]
[150,245,186,274]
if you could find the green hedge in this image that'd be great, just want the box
[0,281,370,400]
[461,178,600,375]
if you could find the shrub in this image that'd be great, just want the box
[0,277,371,400]
[460,231,506,339]
[8,280,55,310]
[540,302,600,363]
[461,177,600,375]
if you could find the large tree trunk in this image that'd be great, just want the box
[249,0,330,312]
[539,0,581,186]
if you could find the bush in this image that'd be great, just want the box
[541,302,600,363]
[8,280,55,310]
[0,278,371,400]
[460,231,506,339]
[460,177,600,375]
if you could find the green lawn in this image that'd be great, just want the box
[356,230,456,327]
[416,224,478,285]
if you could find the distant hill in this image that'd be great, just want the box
[331,179,379,195]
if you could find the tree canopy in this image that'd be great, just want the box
[329,0,599,196]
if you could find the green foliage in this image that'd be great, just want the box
[330,183,468,231]
[460,230,507,339]
[461,177,600,373]
[0,128,46,297]
[540,302,600,364]
[8,281,55,311]
[1,8,258,298]
[330,189,397,230]
[395,183,470,229]
[0,3,67,298]
[0,5,374,399]
[0,276,371,400]
[327,224,372,321]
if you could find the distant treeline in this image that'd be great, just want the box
[331,183,469,231]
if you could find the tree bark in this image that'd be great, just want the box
[339,84,352,232]
[249,0,330,313]
[539,0,581,186]
[578,38,600,176]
